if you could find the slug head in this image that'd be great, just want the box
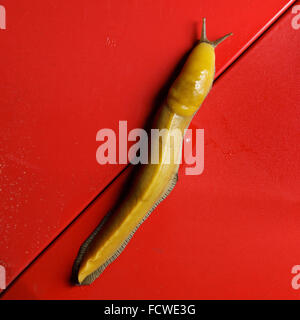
[167,18,232,117]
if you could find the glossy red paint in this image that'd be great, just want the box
[0,0,295,288]
[2,3,299,299]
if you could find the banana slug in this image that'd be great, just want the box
[73,18,232,285]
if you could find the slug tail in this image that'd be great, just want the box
[72,173,179,286]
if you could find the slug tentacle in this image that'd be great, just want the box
[211,33,233,48]
[200,17,233,48]
[200,17,208,42]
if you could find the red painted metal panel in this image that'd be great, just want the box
[2,3,299,299]
[0,0,294,288]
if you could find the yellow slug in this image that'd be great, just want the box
[73,18,232,285]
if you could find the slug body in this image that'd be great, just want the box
[74,19,232,285]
